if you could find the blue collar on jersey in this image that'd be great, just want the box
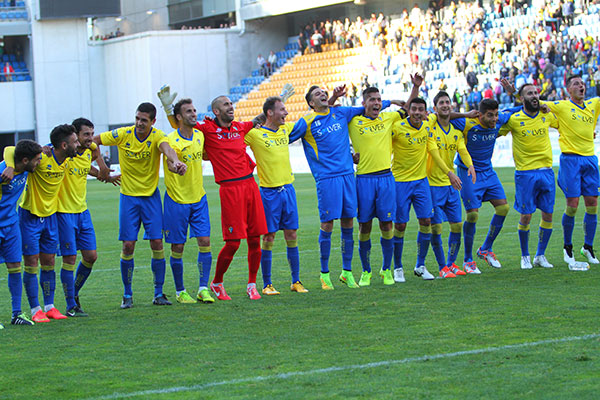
[134,127,152,142]
[569,99,586,110]
[436,120,451,135]
[177,128,194,141]
[261,125,279,133]
[407,117,422,130]
[51,148,66,166]
[522,108,539,119]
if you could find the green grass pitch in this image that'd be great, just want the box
[1,167,599,399]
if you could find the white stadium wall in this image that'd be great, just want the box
[0,82,35,133]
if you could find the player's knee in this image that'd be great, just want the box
[263,232,276,243]
[149,239,163,251]
[519,214,532,225]
[62,255,77,265]
[565,206,578,217]
[450,222,462,233]
[122,241,135,255]
[431,223,443,235]
[394,222,406,232]
[283,230,297,241]
[466,211,478,223]
[171,244,185,254]
[494,203,510,217]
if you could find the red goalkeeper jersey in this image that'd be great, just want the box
[195,118,255,184]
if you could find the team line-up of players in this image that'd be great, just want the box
[1,72,599,328]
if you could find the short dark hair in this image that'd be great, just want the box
[433,91,450,106]
[408,97,427,109]
[174,98,193,117]
[136,102,157,120]
[50,124,76,148]
[479,98,499,113]
[517,83,536,97]
[362,86,380,100]
[566,74,582,87]
[305,85,320,108]
[72,118,94,133]
[263,96,282,115]
[14,139,42,164]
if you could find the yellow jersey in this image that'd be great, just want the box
[100,125,168,197]
[57,143,97,213]
[349,111,402,175]
[499,109,558,170]
[245,122,294,187]
[391,114,435,182]
[163,128,206,204]
[544,98,600,156]
[20,150,69,217]
[426,120,473,186]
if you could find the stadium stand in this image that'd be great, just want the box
[230,0,600,122]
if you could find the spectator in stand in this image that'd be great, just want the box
[2,62,14,82]
[311,30,323,53]
[267,51,277,75]
[257,53,267,77]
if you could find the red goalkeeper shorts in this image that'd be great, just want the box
[219,176,268,240]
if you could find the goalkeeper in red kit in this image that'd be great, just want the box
[157,85,295,300]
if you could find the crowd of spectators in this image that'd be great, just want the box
[297,0,600,110]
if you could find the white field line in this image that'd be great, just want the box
[86,333,600,400]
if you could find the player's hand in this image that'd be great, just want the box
[333,84,347,98]
[448,171,462,190]
[42,145,52,157]
[465,110,480,119]
[500,78,515,96]
[168,160,187,175]
[411,72,424,87]
[353,153,360,164]
[253,113,266,127]
[280,83,295,103]
[468,165,476,184]
[98,166,111,182]
[1,166,14,182]
[540,104,550,114]
[107,174,121,186]
[157,85,177,114]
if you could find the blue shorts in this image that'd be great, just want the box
[458,167,506,210]
[356,172,396,223]
[315,174,357,222]
[514,169,556,214]
[18,208,59,256]
[57,210,97,256]
[0,223,22,264]
[558,153,600,198]
[260,184,299,232]
[119,189,163,241]
[395,177,434,223]
[430,185,462,224]
[163,192,211,244]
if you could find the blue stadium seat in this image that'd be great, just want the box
[0,12,6,19]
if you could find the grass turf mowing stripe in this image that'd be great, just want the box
[87,332,600,400]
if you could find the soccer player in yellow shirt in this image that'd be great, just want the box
[93,103,187,309]
[245,96,308,295]
[504,75,600,266]
[162,99,215,304]
[498,84,558,269]
[427,91,476,278]
[56,118,119,317]
[347,79,419,286]
[544,76,600,266]
[391,98,443,282]
[19,125,79,322]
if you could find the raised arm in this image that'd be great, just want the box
[404,72,424,109]
[157,85,179,129]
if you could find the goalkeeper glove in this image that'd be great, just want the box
[279,83,295,103]
[157,84,177,116]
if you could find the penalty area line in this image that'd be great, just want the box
[87,332,600,400]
